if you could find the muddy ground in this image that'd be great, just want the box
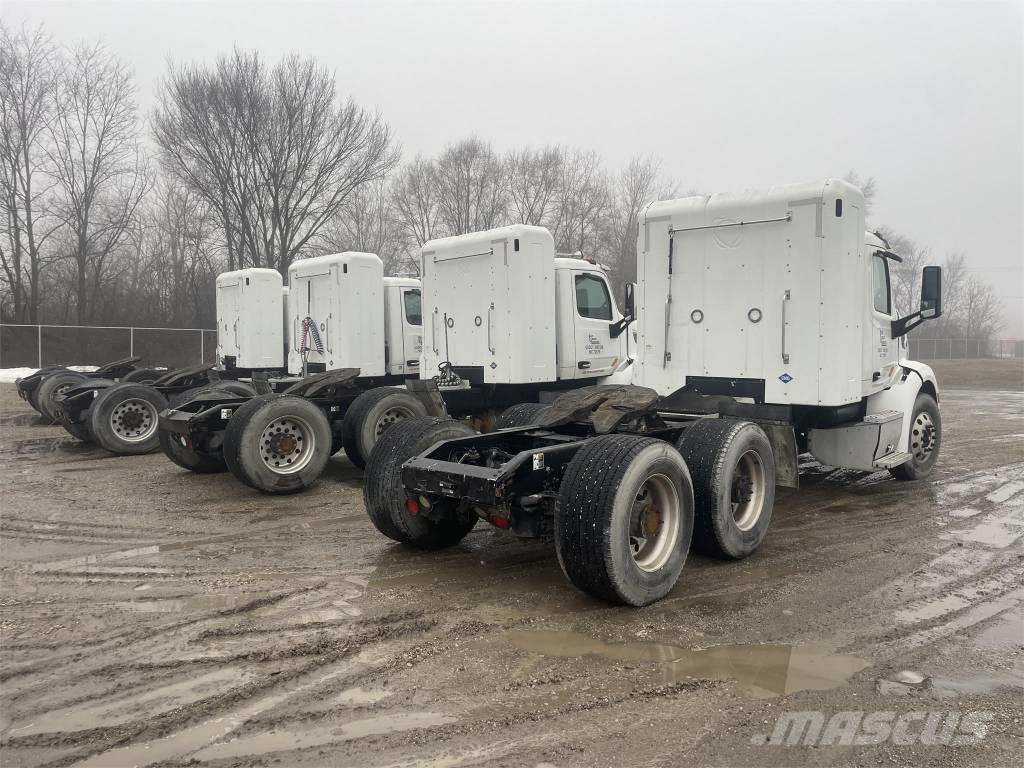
[0,368,1022,768]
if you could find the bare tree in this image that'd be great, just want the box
[48,42,148,323]
[321,178,411,275]
[505,145,561,227]
[432,137,508,235]
[390,156,441,273]
[605,154,675,292]
[550,148,608,257]
[0,24,60,322]
[153,49,398,276]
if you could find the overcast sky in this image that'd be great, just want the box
[5,0,1023,333]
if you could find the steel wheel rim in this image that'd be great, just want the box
[260,415,315,474]
[374,405,416,438]
[911,411,937,464]
[629,473,681,572]
[732,450,766,531]
[110,398,158,442]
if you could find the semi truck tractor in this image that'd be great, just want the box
[214,225,633,494]
[363,179,944,607]
[51,269,290,453]
[158,252,425,481]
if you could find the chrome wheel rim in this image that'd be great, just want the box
[260,415,315,474]
[374,405,416,438]
[110,398,158,442]
[629,473,681,572]
[731,450,766,531]
[911,411,937,464]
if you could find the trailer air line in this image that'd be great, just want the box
[663,213,792,367]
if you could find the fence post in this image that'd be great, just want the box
[199,329,204,365]
[129,326,134,357]
[37,325,42,369]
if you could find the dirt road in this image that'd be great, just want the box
[1,379,1021,767]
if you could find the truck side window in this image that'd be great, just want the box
[575,274,612,321]
[872,255,891,315]
[403,289,422,326]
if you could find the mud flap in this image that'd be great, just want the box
[407,379,449,418]
[759,422,799,488]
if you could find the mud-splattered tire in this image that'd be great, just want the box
[364,416,477,548]
[24,366,67,412]
[224,394,332,494]
[341,387,428,469]
[496,402,550,429]
[62,415,93,442]
[120,367,164,384]
[159,426,227,473]
[890,393,941,481]
[89,384,168,455]
[37,371,88,422]
[555,435,694,606]
[675,418,775,560]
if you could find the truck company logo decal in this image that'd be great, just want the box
[779,373,793,384]
[490,362,497,369]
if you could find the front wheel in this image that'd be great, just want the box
[890,393,941,480]
[363,416,477,548]
[555,435,694,606]
[223,394,333,493]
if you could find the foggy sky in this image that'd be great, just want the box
[5,0,1023,333]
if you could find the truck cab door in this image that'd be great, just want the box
[401,288,422,375]
[570,270,624,379]
[864,251,900,393]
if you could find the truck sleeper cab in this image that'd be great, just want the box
[213,224,634,495]
[364,179,944,607]
[158,254,423,485]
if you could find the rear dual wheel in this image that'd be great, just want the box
[341,387,429,469]
[89,384,168,455]
[37,371,87,422]
[161,381,259,473]
[224,394,332,493]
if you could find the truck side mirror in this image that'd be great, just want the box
[891,265,943,339]
[920,266,942,319]
[610,282,637,339]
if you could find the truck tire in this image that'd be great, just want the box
[26,366,67,412]
[496,402,550,429]
[890,393,941,481]
[555,435,694,606]
[37,371,88,422]
[675,418,775,560]
[58,377,114,443]
[223,394,332,493]
[212,380,258,397]
[120,367,164,384]
[341,387,429,469]
[159,426,227,473]
[364,416,477,548]
[89,384,168,455]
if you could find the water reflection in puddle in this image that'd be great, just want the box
[507,629,870,698]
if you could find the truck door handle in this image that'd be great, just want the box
[578,361,591,370]
[781,289,791,364]
[872,371,881,382]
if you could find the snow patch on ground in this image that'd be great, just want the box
[0,366,98,384]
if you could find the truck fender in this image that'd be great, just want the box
[864,361,937,454]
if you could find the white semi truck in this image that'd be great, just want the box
[364,179,944,606]
[157,253,425,474]
[216,225,633,493]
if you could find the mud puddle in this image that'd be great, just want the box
[506,630,871,698]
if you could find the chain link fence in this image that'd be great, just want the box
[907,338,1023,360]
[0,324,217,369]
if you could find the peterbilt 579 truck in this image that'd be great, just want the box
[364,179,944,607]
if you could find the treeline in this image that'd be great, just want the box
[1,24,1001,347]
